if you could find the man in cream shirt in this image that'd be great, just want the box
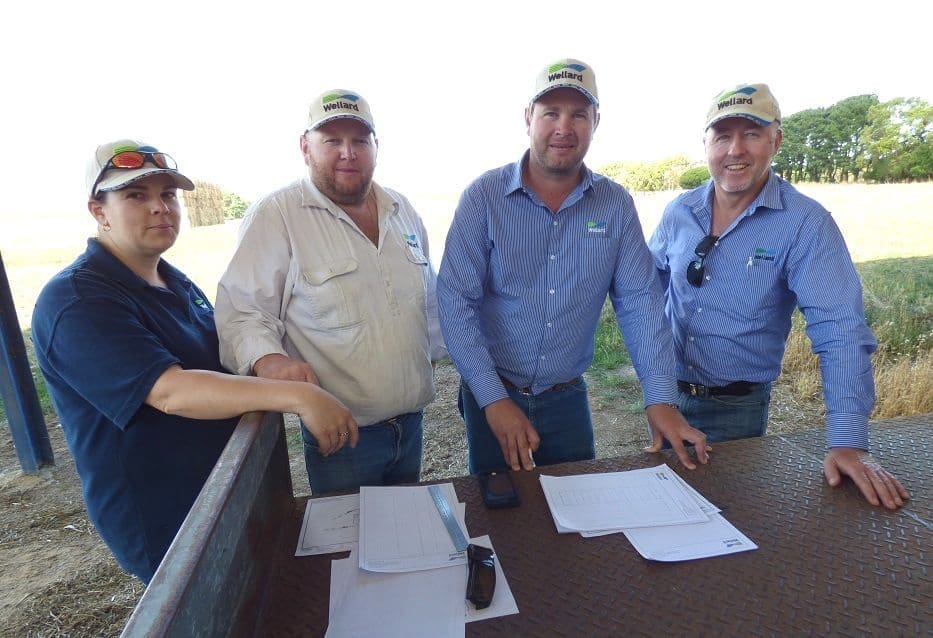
[216,89,445,494]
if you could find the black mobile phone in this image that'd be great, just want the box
[478,471,520,509]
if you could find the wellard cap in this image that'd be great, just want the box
[305,89,376,134]
[530,58,599,107]
[705,83,781,130]
[86,139,194,198]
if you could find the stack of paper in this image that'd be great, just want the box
[540,464,757,561]
[296,484,518,637]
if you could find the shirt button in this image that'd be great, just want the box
[549,255,556,260]
[689,336,694,341]
[552,221,558,226]
[705,275,711,281]
[549,289,555,294]
[697,308,702,313]
[540,355,546,360]
[688,365,694,370]
[546,322,552,327]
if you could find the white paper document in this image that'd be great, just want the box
[576,468,721,538]
[359,483,468,572]
[295,493,360,556]
[327,536,518,637]
[539,464,709,531]
[540,464,758,562]
[326,549,465,638]
[621,512,758,561]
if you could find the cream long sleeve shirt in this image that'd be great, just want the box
[215,176,446,426]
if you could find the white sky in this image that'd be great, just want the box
[1,0,930,216]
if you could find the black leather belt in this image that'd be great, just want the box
[500,375,580,396]
[677,380,756,398]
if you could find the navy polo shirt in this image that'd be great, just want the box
[31,239,238,583]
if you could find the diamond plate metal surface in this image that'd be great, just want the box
[254,417,932,637]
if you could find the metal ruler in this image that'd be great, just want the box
[428,484,468,552]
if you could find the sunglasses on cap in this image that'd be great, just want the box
[686,234,718,287]
[90,149,179,196]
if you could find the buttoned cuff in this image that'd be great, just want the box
[468,369,510,410]
[640,374,680,408]
[826,412,870,450]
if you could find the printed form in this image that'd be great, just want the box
[540,464,757,561]
[358,483,468,572]
[540,464,708,531]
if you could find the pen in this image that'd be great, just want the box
[528,448,536,468]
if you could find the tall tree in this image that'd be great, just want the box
[827,94,878,182]
[861,98,933,182]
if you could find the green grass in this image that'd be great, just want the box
[859,257,933,358]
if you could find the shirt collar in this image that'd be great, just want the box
[298,175,393,219]
[505,150,596,197]
[84,238,189,291]
[687,170,784,219]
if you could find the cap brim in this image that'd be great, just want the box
[531,85,599,106]
[706,113,775,130]
[95,168,195,194]
[306,113,375,134]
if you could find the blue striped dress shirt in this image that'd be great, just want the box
[437,153,679,411]
[648,172,877,449]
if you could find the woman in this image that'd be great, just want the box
[30,139,359,584]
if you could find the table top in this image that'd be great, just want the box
[256,416,932,637]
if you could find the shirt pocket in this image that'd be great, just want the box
[401,245,429,306]
[743,255,784,320]
[298,258,364,329]
[577,235,621,274]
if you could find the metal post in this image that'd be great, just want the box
[0,250,54,472]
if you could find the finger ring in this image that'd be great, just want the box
[340,432,349,438]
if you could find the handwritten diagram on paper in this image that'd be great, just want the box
[296,493,360,556]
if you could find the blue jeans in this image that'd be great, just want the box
[676,383,772,443]
[300,411,423,495]
[459,378,595,474]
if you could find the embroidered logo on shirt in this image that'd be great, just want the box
[193,298,210,310]
[753,248,776,262]
[403,233,420,248]
[586,221,607,233]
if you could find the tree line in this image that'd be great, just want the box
[600,94,932,191]
[775,95,932,183]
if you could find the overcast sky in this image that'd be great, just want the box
[2,0,930,218]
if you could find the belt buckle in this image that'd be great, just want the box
[691,383,707,398]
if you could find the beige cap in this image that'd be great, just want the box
[86,139,194,197]
[305,89,375,134]
[530,58,599,106]
[705,83,781,130]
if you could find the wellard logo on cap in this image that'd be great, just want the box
[306,89,376,134]
[530,58,599,107]
[705,83,781,130]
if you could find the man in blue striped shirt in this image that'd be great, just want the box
[437,59,710,476]
[648,83,908,509]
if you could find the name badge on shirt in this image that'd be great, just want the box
[403,233,428,264]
